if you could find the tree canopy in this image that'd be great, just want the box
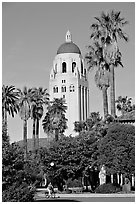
[98,123,135,176]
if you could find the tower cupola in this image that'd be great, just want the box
[66,30,72,42]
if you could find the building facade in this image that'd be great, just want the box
[49,31,89,136]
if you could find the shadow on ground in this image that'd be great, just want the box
[34,199,79,202]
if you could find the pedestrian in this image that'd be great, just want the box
[47,182,55,198]
[43,173,48,187]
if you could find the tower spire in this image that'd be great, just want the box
[66,30,72,42]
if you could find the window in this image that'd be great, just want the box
[61,86,66,92]
[53,86,58,93]
[62,80,66,83]
[62,62,67,73]
[81,61,83,74]
[72,62,76,73]
[55,64,57,73]
[84,69,86,76]
[70,84,75,92]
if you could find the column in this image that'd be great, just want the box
[87,89,89,118]
[85,87,87,120]
[81,85,83,121]
[120,174,123,186]
[117,173,119,185]
[79,85,81,121]
[111,174,113,184]
[82,86,85,121]
[132,174,135,187]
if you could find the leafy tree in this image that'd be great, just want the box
[2,132,36,201]
[30,87,49,152]
[74,121,86,133]
[38,132,99,191]
[42,98,67,141]
[89,10,128,117]
[2,85,19,135]
[74,112,102,133]
[116,96,135,115]
[98,123,135,177]
[18,87,32,159]
[86,112,102,131]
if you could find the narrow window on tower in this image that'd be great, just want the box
[70,84,75,92]
[53,86,58,93]
[62,62,67,73]
[81,61,83,74]
[53,87,56,93]
[72,62,76,73]
[61,86,66,92]
[84,69,86,76]
[55,63,57,73]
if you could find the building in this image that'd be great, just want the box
[49,31,89,136]
[114,110,135,125]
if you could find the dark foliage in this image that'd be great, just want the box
[38,132,99,190]
[66,178,83,188]
[2,125,38,201]
[95,183,121,193]
[98,123,135,176]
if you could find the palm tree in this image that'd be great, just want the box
[2,85,19,135]
[94,66,110,117]
[30,87,49,152]
[42,98,67,141]
[90,10,128,117]
[85,41,110,118]
[18,86,32,159]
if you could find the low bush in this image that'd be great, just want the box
[66,178,83,188]
[94,183,121,194]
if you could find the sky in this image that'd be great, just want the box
[2,2,135,143]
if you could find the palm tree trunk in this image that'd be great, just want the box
[32,119,36,154]
[3,108,8,136]
[102,86,108,119]
[23,119,27,160]
[55,128,59,141]
[110,64,116,117]
[36,118,39,151]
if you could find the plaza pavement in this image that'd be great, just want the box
[35,189,135,202]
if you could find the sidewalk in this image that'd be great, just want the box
[35,189,135,202]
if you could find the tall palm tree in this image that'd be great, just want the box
[18,86,32,159]
[85,41,110,118]
[2,85,19,135]
[95,66,110,117]
[42,98,67,141]
[90,10,128,117]
[30,87,49,152]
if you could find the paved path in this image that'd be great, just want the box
[35,189,135,202]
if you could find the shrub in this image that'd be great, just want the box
[2,182,36,202]
[66,178,83,188]
[94,183,121,194]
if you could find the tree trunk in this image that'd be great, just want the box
[32,119,36,154]
[102,86,108,119]
[55,128,59,141]
[36,118,39,151]
[110,64,116,117]
[23,119,27,160]
[3,108,8,136]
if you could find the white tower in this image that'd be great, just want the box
[49,31,89,136]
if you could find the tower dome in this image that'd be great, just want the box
[57,31,81,55]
